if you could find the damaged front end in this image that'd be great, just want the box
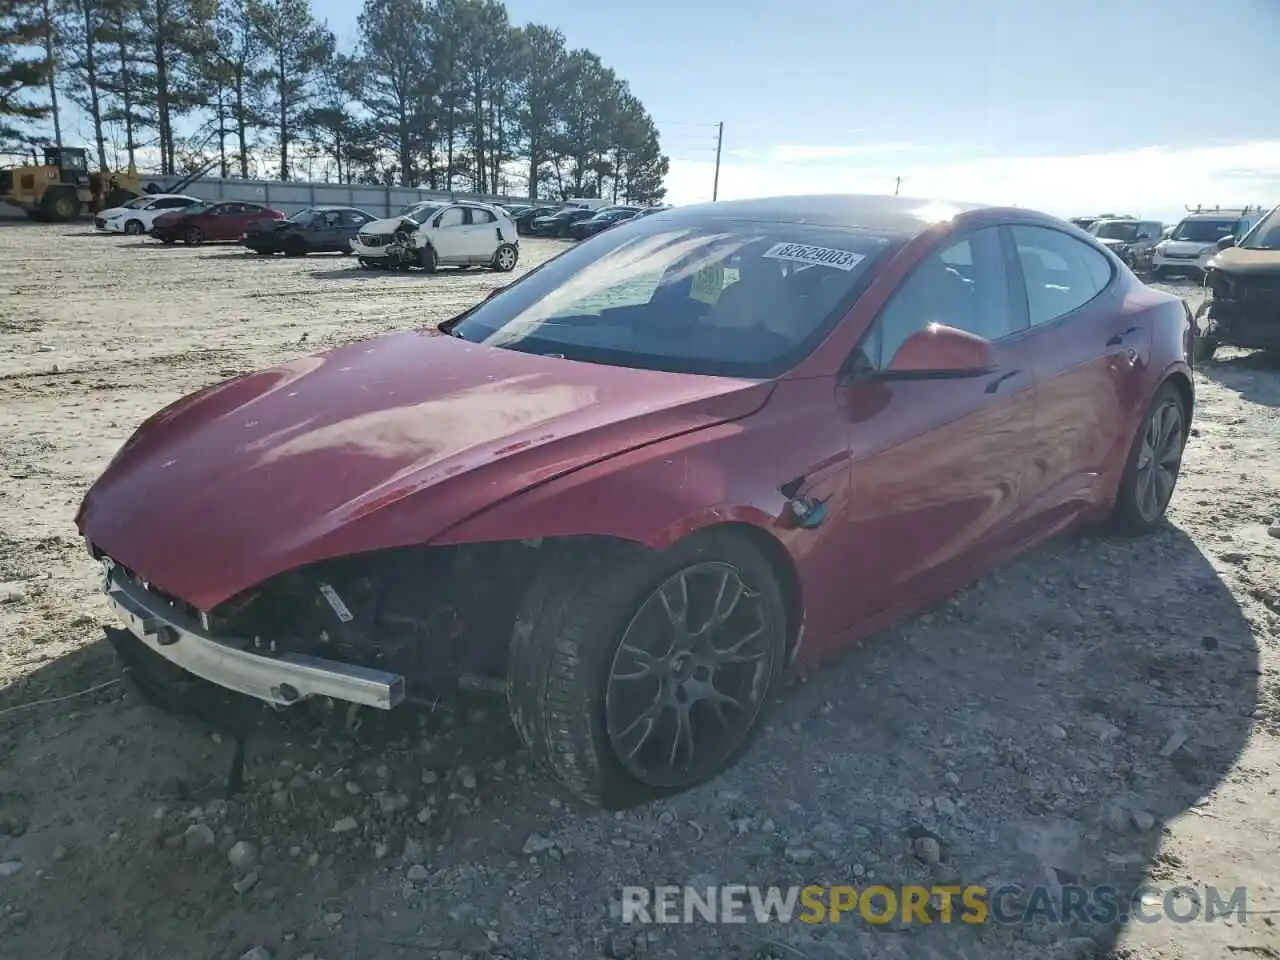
[93,538,556,713]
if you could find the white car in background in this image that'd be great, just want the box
[94,194,201,235]
[350,200,519,273]
[1152,210,1265,280]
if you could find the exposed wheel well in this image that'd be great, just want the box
[212,525,805,702]
[1164,370,1194,425]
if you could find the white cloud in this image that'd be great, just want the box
[666,139,1280,224]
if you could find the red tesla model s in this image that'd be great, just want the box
[78,194,1195,806]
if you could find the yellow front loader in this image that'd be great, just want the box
[0,146,142,222]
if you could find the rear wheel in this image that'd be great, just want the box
[1110,382,1187,535]
[492,243,518,272]
[184,224,204,247]
[418,244,437,273]
[506,531,787,806]
[123,219,144,236]
[284,236,308,257]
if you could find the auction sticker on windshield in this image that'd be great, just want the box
[762,242,865,271]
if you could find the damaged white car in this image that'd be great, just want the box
[350,200,520,273]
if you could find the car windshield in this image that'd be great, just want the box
[404,203,444,224]
[123,196,153,210]
[288,208,315,225]
[1091,221,1139,241]
[1237,207,1280,250]
[1171,218,1238,242]
[450,218,894,378]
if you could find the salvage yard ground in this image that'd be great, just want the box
[0,223,1278,960]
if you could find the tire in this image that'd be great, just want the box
[418,244,437,273]
[506,530,787,807]
[284,236,307,257]
[1110,381,1188,536]
[123,219,144,236]
[184,225,204,247]
[491,242,518,272]
[41,190,80,222]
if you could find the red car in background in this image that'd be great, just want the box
[151,200,284,246]
[81,195,1196,806]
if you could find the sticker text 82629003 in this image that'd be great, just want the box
[761,242,866,272]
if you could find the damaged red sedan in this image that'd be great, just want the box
[77,195,1195,805]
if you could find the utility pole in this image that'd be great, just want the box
[712,121,724,201]
[893,176,901,197]
[42,0,62,148]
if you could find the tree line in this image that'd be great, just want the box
[0,0,670,202]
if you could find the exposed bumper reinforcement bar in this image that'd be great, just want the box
[104,573,406,711]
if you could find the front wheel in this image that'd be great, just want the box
[418,244,437,273]
[124,219,144,236]
[492,243,518,272]
[184,225,204,246]
[506,532,787,806]
[1110,382,1188,535]
[284,236,307,257]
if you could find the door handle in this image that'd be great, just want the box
[985,370,1024,394]
[1106,326,1140,346]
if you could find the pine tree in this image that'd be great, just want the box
[1,0,54,146]
[250,0,332,180]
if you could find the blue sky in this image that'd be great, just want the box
[313,0,1280,221]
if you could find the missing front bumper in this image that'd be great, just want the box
[104,573,406,711]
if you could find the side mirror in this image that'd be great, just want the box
[884,324,999,378]
[1215,234,1237,250]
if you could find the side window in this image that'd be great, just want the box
[437,207,465,228]
[154,197,183,209]
[863,227,1015,370]
[1140,221,1159,240]
[1010,226,1111,326]
[208,204,230,215]
[323,211,341,227]
[471,208,497,224]
[344,211,370,226]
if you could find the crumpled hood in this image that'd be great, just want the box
[77,331,771,610]
[1207,245,1280,276]
[360,215,418,234]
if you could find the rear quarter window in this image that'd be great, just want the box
[1010,225,1112,326]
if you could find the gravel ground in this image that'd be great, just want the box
[0,223,1278,960]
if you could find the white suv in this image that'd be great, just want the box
[351,201,520,273]
[1152,211,1264,280]
[94,193,201,235]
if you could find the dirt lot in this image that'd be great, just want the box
[0,222,1278,960]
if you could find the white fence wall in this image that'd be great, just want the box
[142,174,532,218]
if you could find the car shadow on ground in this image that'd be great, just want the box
[308,266,489,281]
[0,523,1258,959]
[1201,350,1280,407]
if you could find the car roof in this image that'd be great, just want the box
[650,194,993,238]
[1182,211,1244,220]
